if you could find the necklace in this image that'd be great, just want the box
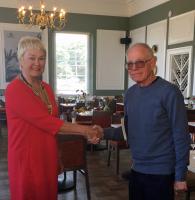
[19,73,53,115]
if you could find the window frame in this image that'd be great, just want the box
[54,31,91,96]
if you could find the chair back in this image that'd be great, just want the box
[0,108,6,128]
[112,112,123,124]
[92,111,112,128]
[187,109,195,121]
[57,134,87,174]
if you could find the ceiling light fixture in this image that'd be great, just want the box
[18,0,66,30]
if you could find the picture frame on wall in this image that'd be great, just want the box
[0,23,48,89]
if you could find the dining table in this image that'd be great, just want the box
[76,111,93,125]
[111,123,121,128]
[60,103,76,112]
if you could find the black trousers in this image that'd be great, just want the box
[129,170,175,200]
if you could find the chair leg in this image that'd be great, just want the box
[185,189,190,200]
[73,170,77,188]
[105,139,108,149]
[63,171,67,184]
[116,146,120,175]
[84,168,91,200]
[90,144,94,152]
[107,143,112,166]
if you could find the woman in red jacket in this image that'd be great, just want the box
[5,36,102,200]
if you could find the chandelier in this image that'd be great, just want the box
[18,0,66,30]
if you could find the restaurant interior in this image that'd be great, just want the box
[1,0,195,199]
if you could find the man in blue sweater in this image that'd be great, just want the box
[125,43,190,200]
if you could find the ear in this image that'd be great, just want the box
[150,56,157,73]
[151,56,157,67]
[153,66,157,75]
[152,56,157,63]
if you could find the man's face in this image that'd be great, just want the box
[126,45,156,86]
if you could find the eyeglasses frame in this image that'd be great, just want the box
[125,57,153,70]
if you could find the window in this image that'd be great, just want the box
[166,46,193,97]
[55,33,89,95]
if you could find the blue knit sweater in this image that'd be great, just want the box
[124,77,190,181]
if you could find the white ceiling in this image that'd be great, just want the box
[127,0,170,17]
[0,0,170,17]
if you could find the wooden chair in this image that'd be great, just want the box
[91,110,112,151]
[187,109,195,122]
[107,113,129,174]
[107,140,129,174]
[186,170,195,200]
[0,107,6,136]
[92,110,112,128]
[115,102,124,115]
[57,134,91,200]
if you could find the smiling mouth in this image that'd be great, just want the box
[32,68,42,71]
[131,73,141,76]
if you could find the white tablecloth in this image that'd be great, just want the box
[188,150,195,173]
[111,124,121,128]
[188,122,195,127]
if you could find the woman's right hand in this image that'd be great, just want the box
[86,125,104,144]
[59,122,103,144]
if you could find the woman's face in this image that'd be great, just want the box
[20,48,46,81]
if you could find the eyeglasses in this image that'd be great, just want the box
[126,58,152,70]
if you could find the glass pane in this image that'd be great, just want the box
[77,66,85,75]
[55,33,88,95]
[170,52,190,97]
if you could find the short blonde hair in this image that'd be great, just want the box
[17,36,46,61]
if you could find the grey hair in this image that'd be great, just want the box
[126,43,154,59]
[126,43,157,74]
[17,36,46,61]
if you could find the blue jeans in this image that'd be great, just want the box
[129,170,175,200]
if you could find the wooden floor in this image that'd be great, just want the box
[0,126,194,200]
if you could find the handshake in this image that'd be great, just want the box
[86,125,125,144]
[86,125,104,144]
